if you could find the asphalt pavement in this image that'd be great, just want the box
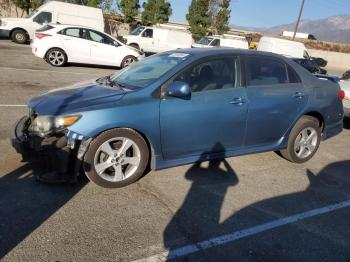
[0,40,350,262]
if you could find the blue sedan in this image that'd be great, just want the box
[11,48,344,187]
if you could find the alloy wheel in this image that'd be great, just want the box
[48,51,65,66]
[93,137,141,182]
[294,127,318,159]
[123,57,135,68]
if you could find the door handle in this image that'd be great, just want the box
[230,97,246,105]
[293,92,305,98]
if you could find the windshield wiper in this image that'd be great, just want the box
[96,75,128,91]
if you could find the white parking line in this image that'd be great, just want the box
[0,104,26,107]
[0,66,107,75]
[134,199,350,261]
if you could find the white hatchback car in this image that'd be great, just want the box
[340,80,350,118]
[31,24,143,68]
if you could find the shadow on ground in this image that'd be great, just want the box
[164,155,350,261]
[343,117,350,130]
[0,163,87,258]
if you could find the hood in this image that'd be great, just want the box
[28,80,126,115]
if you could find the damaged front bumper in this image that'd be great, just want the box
[11,116,92,177]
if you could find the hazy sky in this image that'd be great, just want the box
[157,0,350,27]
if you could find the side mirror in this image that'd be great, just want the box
[166,81,191,99]
[113,41,120,47]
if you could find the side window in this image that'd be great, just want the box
[174,57,240,93]
[89,30,114,45]
[211,39,220,47]
[33,12,52,24]
[246,57,288,86]
[60,28,88,39]
[287,65,302,83]
[142,29,153,38]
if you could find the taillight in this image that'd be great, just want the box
[35,32,51,39]
[338,90,345,100]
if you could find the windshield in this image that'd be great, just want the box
[197,37,214,45]
[27,9,38,18]
[110,52,190,89]
[130,27,145,36]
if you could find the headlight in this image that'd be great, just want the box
[29,115,81,136]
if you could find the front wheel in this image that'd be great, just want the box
[280,116,321,163]
[84,128,149,188]
[46,48,67,67]
[121,55,137,68]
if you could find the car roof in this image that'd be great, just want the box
[49,23,101,31]
[172,48,290,60]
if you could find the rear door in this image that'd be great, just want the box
[243,55,308,147]
[88,30,121,66]
[58,27,90,63]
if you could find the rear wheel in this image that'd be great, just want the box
[84,128,149,188]
[46,48,67,67]
[121,55,137,68]
[11,29,28,44]
[280,116,321,163]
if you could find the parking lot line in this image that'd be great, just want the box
[0,66,103,76]
[0,104,26,107]
[134,199,350,261]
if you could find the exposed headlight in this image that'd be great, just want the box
[29,115,81,136]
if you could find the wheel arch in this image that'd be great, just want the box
[10,27,29,38]
[304,111,325,132]
[129,43,140,49]
[89,126,157,170]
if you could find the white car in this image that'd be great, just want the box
[31,24,143,68]
[340,80,350,118]
[192,35,249,49]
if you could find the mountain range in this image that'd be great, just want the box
[232,14,350,44]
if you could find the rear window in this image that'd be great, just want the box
[246,57,288,86]
[287,65,301,83]
[36,25,54,32]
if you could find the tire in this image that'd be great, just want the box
[84,128,149,188]
[279,116,321,163]
[121,55,137,68]
[11,29,28,44]
[129,43,140,50]
[45,48,67,67]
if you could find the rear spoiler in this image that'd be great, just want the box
[314,74,340,83]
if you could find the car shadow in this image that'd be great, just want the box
[163,152,350,260]
[0,162,88,259]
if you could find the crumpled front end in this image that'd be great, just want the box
[11,113,92,180]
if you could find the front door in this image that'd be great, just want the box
[88,30,120,66]
[243,55,309,147]
[160,56,248,160]
[140,28,154,53]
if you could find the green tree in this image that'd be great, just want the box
[216,0,230,34]
[186,0,210,41]
[117,0,140,26]
[208,0,230,35]
[141,0,172,25]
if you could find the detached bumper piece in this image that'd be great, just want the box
[11,117,89,182]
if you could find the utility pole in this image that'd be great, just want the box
[293,0,305,40]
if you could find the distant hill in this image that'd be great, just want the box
[232,14,350,44]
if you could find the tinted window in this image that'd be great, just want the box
[246,57,288,86]
[287,65,301,83]
[211,39,220,47]
[174,57,240,92]
[142,29,153,38]
[89,30,114,45]
[33,12,52,24]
